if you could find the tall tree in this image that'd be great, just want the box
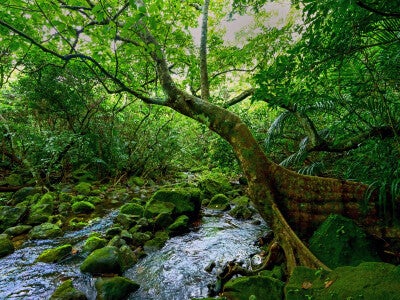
[0,0,395,273]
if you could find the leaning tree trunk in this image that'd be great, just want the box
[139,26,384,273]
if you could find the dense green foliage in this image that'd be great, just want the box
[0,0,399,216]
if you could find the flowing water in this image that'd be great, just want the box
[0,209,268,300]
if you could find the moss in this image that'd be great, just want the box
[309,214,380,268]
[36,244,72,263]
[207,194,230,210]
[29,222,63,239]
[222,275,284,300]
[0,205,27,232]
[285,262,400,300]
[27,193,55,225]
[68,217,87,230]
[168,215,190,234]
[4,225,32,237]
[127,176,145,187]
[71,201,95,214]
[198,172,231,198]
[149,187,201,217]
[120,203,144,216]
[0,234,15,258]
[154,212,174,230]
[74,182,92,195]
[11,187,40,205]
[144,201,175,218]
[143,230,169,251]
[80,246,122,275]
[82,236,107,253]
[50,279,87,300]
[95,276,140,300]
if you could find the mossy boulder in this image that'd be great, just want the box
[154,212,174,230]
[309,214,380,268]
[222,274,284,300]
[168,215,190,235]
[11,187,40,205]
[50,279,87,300]
[285,262,400,300]
[115,213,138,230]
[148,187,201,217]
[130,231,152,247]
[36,244,72,263]
[229,204,253,220]
[144,201,175,218]
[4,225,32,237]
[127,176,145,187]
[71,201,95,214]
[95,276,140,300]
[27,193,55,225]
[207,194,230,210]
[82,236,108,253]
[74,182,92,195]
[143,231,169,251]
[0,205,27,232]
[0,233,15,258]
[120,202,144,216]
[198,173,231,198]
[119,245,139,271]
[80,246,123,275]
[29,222,63,239]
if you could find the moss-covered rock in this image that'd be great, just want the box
[74,182,92,195]
[115,213,138,230]
[29,222,63,239]
[222,274,284,300]
[80,246,122,275]
[68,217,87,230]
[0,233,15,258]
[0,205,27,232]
[82,236,108,253]
[95,276,140,300]
[154,212,174,230]
[149,187,202,217]
[50,279,87,300]
[130,231,152,247]
[207,194,230,210]
[127,176,145,187]
[144,201,175,218]
[120,202,144,216]
[285,262,400,300]
[4,225,32,237]
[119,245,138,271]
[11,187,40,205]
[309,214,380,268]
[105,226,122,239]
[168,215,190,235]
[27,192,55,225]
[229,204,253,220]
[36,244,72,263]
[143,231,169,251]
[198,173,231,198]
[71,201,95,214]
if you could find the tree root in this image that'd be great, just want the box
[207,240,284,296]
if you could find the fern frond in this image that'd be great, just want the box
[279,148,308,167]
[265,110,294,149]
[298,161,325,176]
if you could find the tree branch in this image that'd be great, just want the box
[200,0,210,101]
[224,88,255,108]
[356,1,400,18]
[0,19,165,105]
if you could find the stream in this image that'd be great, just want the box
[0,209,268,300]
